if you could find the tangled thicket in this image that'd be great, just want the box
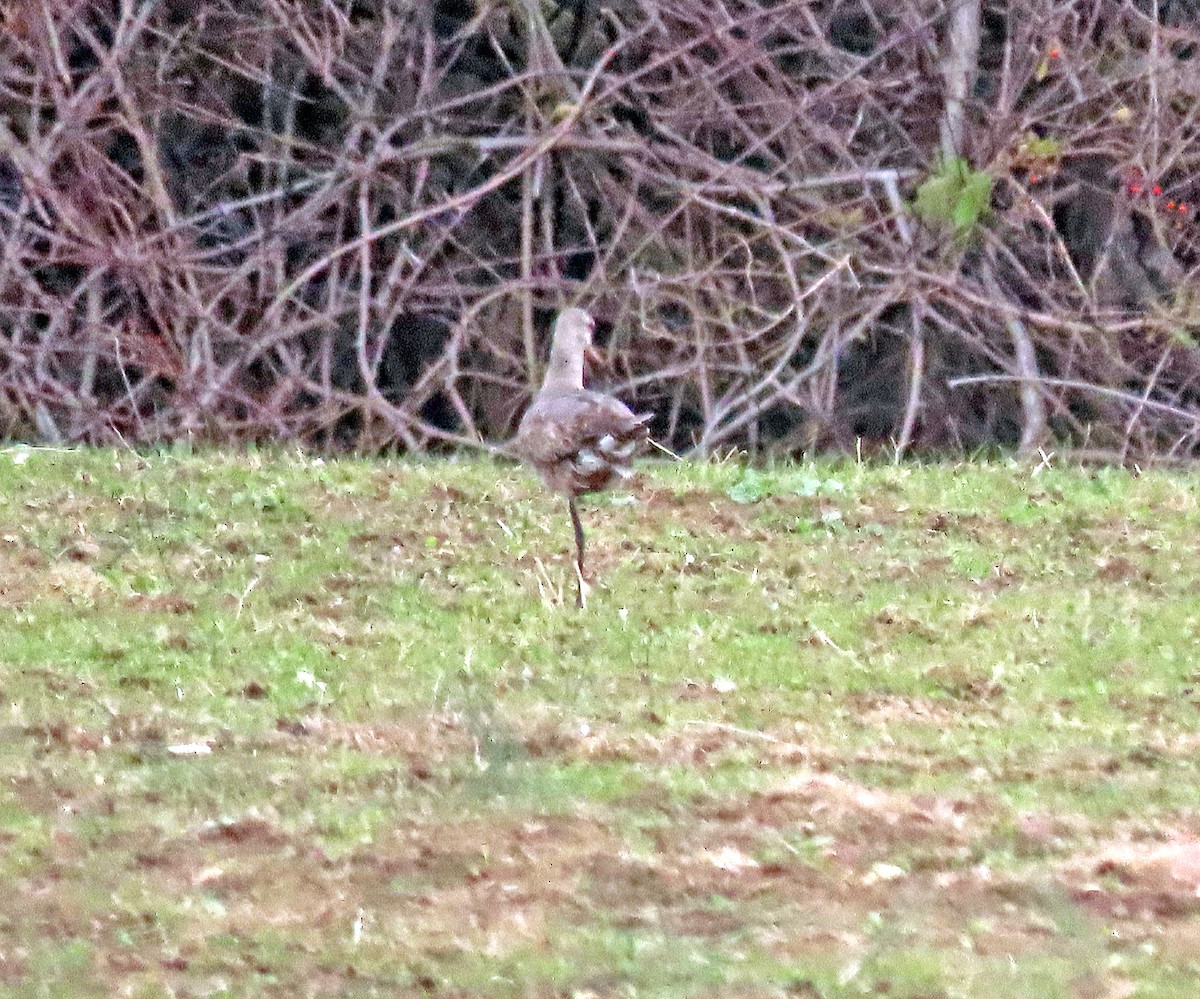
[2,0,1199,458]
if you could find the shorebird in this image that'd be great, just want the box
[511,307,651,607]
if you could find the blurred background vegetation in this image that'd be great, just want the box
[1,0,1198,458]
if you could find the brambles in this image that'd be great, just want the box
[0,2,1198,458]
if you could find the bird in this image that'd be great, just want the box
[511,307,651,608]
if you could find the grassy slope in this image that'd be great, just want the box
[1,446,1199,998]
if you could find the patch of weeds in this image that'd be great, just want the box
[755,829,835,871]
[947,541,995,580]
[727,467,847,504]
[306,800,395,859]
[13,940,103,997]
[854,943,949,998]
[451,923,784,996]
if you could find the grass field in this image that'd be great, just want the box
[2,446,1200,998]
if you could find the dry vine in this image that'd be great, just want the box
[1,0,1198,458]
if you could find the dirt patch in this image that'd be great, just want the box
[125,593,197,614]
[518,712,818,769]
[847,690,988,727]
[0,542,108,605]
[144,814,630,960]
[271,713,474,755]
[0,542,48,607]
[1066,829,1200,920]
[1095,554,1156,586]
[868,605,940,642]
[265,713,481,786]
[45,559,110,602]
[701,771,980,870]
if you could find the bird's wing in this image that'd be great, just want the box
[514,391,649,465]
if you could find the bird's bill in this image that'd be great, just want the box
[584,346,605,369]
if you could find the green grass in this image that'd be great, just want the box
[2,445,1200,996]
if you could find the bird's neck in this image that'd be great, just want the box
[542,344,584,392]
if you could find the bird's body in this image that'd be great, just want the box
[514,389,648,495]
[511,308,650,606]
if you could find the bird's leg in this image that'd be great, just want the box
[568,497,588,609]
